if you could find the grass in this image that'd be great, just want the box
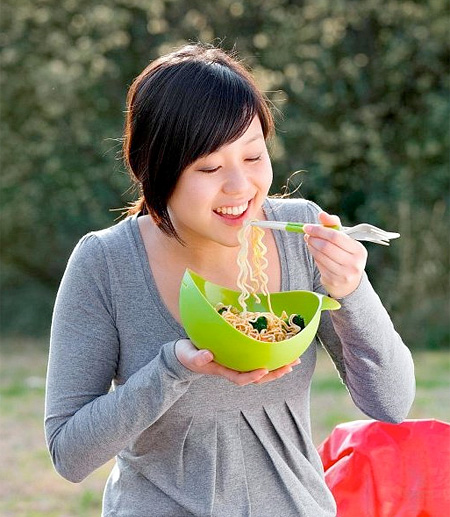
[311,346,450,445]
[1,338,449,516]
[0,338,112,517]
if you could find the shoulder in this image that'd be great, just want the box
[264,197,323,223]
[87,216,134,250]
[56,218,137,310]
[66,216,134,273]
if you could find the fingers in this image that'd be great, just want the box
[253,365,293,384]
[304,227,367,276]
[175,339,215,372]
[215,366,270,386]
[305,234,352,266]
[303,212,367,298]
[304,220,353,255]
[176,339,301,386]
[176,339,270,384]
[318,211,341,228]
[252,357,301,385]
[191,349,215,367]
[305,232,365,271]
[216,356,302,386]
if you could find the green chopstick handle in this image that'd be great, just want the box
[285,223,341,233]
[285,223,306,233]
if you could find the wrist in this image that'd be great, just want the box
[327,277,363,299]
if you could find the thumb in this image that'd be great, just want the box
[191,349,214,367]
[318,211,341,227]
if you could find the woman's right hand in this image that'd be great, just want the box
[175,339,300,386]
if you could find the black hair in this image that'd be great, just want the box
[123,43,274,240]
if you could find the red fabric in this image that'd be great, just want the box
[317,419,450,517]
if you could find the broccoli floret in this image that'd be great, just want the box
[292,314,305,329]
[284,314,305,330]
[250,316,268,332]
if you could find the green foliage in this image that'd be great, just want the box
[1,0,449,346]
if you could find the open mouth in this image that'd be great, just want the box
[213,200,250,220]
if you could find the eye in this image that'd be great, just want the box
[246,154,262,162]
[198,166,221,174]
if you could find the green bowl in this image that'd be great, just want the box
[179,269,340,372]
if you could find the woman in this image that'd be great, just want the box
[45,43,415,516]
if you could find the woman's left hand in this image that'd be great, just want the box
[303,212,368,299]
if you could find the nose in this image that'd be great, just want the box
[221,167,249,195]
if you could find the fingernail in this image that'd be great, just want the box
[201,350,213,360]
[303,224,312,233]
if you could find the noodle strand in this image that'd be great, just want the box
[216,220,305,342]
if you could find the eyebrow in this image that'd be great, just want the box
[194,132,265,167]
[244,134,264,145]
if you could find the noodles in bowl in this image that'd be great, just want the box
[216,304,305,342]
[215,220,305,343]
[179,219,341,371]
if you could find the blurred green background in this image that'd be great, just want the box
[0,2,449,514]
[1,0,449,349]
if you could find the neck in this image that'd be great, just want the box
[143,216,241,281]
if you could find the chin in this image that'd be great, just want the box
[215,231,242,249]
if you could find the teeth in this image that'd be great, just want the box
[216,202,248,216]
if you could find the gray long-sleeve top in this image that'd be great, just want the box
[45,198,415,516]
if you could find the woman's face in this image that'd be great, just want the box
[167,116,273,248]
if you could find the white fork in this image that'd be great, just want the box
[250,220,400,246]
[340,223,400,245]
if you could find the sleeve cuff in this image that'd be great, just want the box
[330,272,372,303]
[160,340,204,382]
[329,272,386,320]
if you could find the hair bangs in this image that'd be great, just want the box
[172,62,262,172]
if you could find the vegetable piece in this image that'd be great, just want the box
[250,316,268,332]
[283,314,305,330]
[292,314,305,330]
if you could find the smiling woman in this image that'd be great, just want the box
[168,116,273,246]
[124,46,274,242]
[45,42,415,517]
